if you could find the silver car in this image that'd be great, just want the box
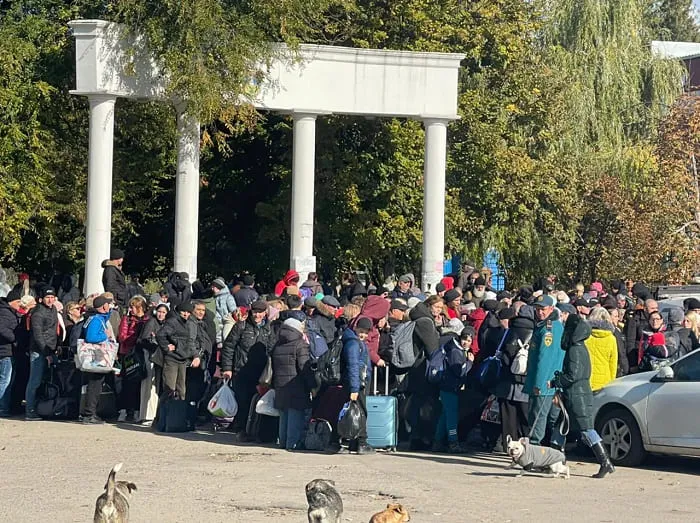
[592,349,700,466]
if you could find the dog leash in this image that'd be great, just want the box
[526,391,569,439]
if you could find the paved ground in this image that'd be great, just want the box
[1,418,699,522]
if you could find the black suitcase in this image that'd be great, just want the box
[155,393,197,433]
[80,378,119,420]
[36,361,81,420]
[245,391,279,443]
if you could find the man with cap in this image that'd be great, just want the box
[556,302,577,324]
[573,297,591,318]
[101,248,127,308]
[211,277,238,345]
[221,299,275,435]
[25,287,59,420]
[523,294,565,445]
[0,288,23,416]
[234,275,259,309]
[156,302,197,399]
[311,296,342,344]
[391,275,413,301]
[80,295,116,424]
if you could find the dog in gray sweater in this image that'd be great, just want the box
[506,436,570,478]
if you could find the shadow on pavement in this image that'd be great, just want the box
[388,450,509,470]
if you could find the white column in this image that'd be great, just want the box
[289,112,317,276]
[84,95,117,296]
[173,109,201,282]
[421,119,449,292]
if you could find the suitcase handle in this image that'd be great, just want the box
[372,367,389,396]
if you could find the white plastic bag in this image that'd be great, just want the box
[207,380,238,418]
[255,389,280,417]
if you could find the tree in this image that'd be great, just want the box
[648,0,700,41]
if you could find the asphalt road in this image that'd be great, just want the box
[1,418,698,522]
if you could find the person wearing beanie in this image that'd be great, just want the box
[210,277,237,345]
[435,282,447,298]
[101,248,127,308]
[156,301,198,399]
[270,316,310,450]
[221,298,275,436]
[685,297,700,313]
[0,288,23,416]
[471,276,487,308]
[136,302,170,424]
[338,316,374,454]
[443,289,461,320]
[234,275,259,309]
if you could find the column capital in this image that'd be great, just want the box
[87,94,117,106]
[421,116,452,127]
[291,110,332,120]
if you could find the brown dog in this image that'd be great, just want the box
[94,463,137,523]
[369,503,410,523]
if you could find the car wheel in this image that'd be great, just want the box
[596,407,646,467]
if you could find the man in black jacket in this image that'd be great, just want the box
[157,302,197,398]
[102,248,127,308]
[0,289,23,416]
[188,301,215,403]
[222,299,275,433]
[233,275,259,309]
[26,287,59,420]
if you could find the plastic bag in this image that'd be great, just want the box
[480,395,501,424]
[207,380,238,418]
[74,339,118,373]
[255,389,280,417]
[337,400,365,440]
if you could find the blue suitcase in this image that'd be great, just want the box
[366,369,398,451]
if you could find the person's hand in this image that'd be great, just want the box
[350,392,359,401]
[168,344,176,352]
[466,351,475,362]
[552,395,560,407]
[191,357,201,368]
[376,359,386,368]
[223,370,233,380]
[533,387,541,396]
[46,355,53,365]
[547,381,553,389]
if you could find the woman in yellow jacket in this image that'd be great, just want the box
[585,308,618,391]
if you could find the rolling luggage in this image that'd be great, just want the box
[155,392,197,433]
[366,368,398,451]
[37,361,82,420]
[245,390,279,443]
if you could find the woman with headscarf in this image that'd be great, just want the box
[136,303,168,424]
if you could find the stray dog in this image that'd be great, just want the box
[369,503,411,523]
[94,463,137,523]
[306,479,343,523]
[506,435,570,479]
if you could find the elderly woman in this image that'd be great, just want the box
[117,295,148,422]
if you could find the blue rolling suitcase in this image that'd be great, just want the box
[366,368,398,451]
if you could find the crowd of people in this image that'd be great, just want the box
[1,254,700,479]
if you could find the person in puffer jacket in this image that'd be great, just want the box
[584,308,618,391]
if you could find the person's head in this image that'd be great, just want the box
[556,302,576,324]
[425,295,444,319]
[159,290,169,302]
[498,307,515,329]
[63,300,80,320]
[684,311,700,337]
[648,311,664,332]
[250,300,268,324]
[377,316,388,329]
[609,307,620,326]
[192,301,207,321]
[574,282,584,297]
[533,295,555,321]
[242,274,255,288]
[685,297,700,314]
[469,270,481,284]
[109,248,125,267]
[343,303,361,322]
[128,296,147,318]
[211,278,227,295]
[176,302,193,321]
[154,303,168,322]
[644,299,658,316]
[398,274,411,292]
[6,288,22,311]
[443,289,461,310]
[354,317,372,342]
[616,293,628,308]
[41,287,57,308]
[307,272,318,282]
[389,299,408,320]
[286,294,302,311]
[460,326,476,350]
[588,307,611,324]
[435,282,446,297]
[20,294,37,311]
[93,296,111,314]
[472,276,486,297]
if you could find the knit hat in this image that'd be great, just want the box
[176,302,194,313]
[283,317,305,333]
[482,299,498,312]
[444,318,465,335]
[242,275,255,286]
[444,289,461,303]
[435,282,446,294]
[149,293,160,304]
[474,276,486,287]
[484,291,497,301]
[686,297,700,311]
[440,277,455,291]
[355,317,372,333]
[6,288,22,302]
[41,287,56,299]
[211,278,227,290]
[668,307,685,326]
[460,325,476,339]
[109,248,125,260]
[250,300,268,313]
[498,307,516,321]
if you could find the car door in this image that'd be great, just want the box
[646,350,700,448]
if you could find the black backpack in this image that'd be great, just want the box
[305,330,344,390]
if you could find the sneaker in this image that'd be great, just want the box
[117,409,127,422]
[357,444,375,455]
[25,414,42,421]
[335,446,351,455]
[82,416,105,425]
[448,442,468,454]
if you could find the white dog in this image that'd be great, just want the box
[506,435,570,479]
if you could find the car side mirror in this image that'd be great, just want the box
[654,366,675,381]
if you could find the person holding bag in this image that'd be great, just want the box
[117,296,148,422]
[136,303,168,424]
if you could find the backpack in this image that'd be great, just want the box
[425,345,448,385]
[510,334,531,377]
[299,286,314,300]
[307,323,329,360]
[390,321,417,370]
[305,331,343,389]
[304,418,333,451]
[479,329,509,389]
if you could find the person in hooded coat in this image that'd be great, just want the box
[164,272,193,309]
[466,306,487,357]
[102,249,127,308]
[272,317,311,450]
[549,314,615,479]
[274,270,300,298]
[58,274,80,304]
[350,295,391,368]
[585,308,618,391]
[624,284,654,372]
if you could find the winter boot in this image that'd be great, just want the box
[591,442,615,479]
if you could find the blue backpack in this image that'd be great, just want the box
[299,286,314,300]
[479,329,509,389]
[425,345,448,385]
[308,329,329,359]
